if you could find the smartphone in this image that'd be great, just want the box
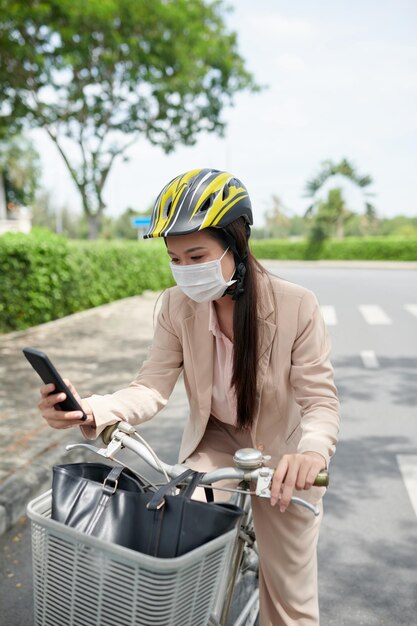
[22,347,87,421]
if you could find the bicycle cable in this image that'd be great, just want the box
[133,430,170,483]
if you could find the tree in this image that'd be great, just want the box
[310,187,353,240]
[264,195,291,238]
[0,135,41,214]
[263,195,310,239]
[30,190,56,231]
[304,158,376,240]
[31,190,87,237]
[0,0,258,238]
[112,207,152,240]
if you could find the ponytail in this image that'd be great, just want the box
[207,218,265,430]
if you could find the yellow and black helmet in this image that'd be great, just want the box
[144,168,253,238]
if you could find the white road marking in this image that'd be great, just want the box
[320,305,338,326]
[397,455,417,519]
[405,304,417,318]
[360,350,380,368]
[359,305,392,325]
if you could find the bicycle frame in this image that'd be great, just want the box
[215,486,259,626]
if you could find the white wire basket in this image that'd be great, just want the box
[27,490,236,626]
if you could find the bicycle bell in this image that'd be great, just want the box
[233,448,264,469]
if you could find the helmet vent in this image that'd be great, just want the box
[163,197,173,219]
[199,194,214,213]
[222,184,230,200]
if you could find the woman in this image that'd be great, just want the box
[39,168,340,626]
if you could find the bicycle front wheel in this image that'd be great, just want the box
[227,569,259,626]
[227,531,259,626]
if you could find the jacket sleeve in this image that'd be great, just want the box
[81,289,183,440]
[289,290,340,467]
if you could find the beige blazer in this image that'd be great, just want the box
[84,271,340,467]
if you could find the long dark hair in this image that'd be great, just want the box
[207,218,266,430]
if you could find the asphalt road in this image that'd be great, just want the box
[265,264,417,626]
[2,266,417,625]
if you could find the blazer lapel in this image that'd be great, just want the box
[253,272,278,430]
[184,305,214,423]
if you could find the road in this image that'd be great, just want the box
[264,265,417,626]
[2,265,417,625]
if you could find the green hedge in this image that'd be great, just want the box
[251,237,417,261]
[1,231,416,334]
[0,230,174,333]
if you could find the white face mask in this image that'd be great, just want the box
[170,248,236,303]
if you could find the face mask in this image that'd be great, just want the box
[170,248,236,303]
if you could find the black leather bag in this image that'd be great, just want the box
[51,462,154,552]
[51,462,244,558]
[140,468,244,557]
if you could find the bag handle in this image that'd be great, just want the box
[147,468,205,510]
[182,473,214,503]
[84,465,125,535]
[102,465,124,494]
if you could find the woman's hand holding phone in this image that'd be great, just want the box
[39,379,95,429]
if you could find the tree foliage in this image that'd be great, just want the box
[0,0,257,237]
[264,195,290,238]
[263,195,308,239]
[304,158,376,245]
[310,187,354,240]
[0,135,41,207]
[31,189,88,237]
[305,158,376,219]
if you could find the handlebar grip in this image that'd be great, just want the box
[101,424,120,445]
[314,470,329,487]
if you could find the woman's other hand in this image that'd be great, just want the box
[38,378,95,429]
[270,452,326,512]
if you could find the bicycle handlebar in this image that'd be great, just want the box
[69,422,329,489]
[124,433,329,487]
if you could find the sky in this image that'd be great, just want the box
[32,0,417,228]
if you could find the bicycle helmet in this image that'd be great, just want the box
[143,168,253,239]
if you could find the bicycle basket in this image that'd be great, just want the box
[27,490,236,626]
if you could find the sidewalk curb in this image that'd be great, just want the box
[0,432,89,535]
[0,291,161,537]
[0,302,130,533]
[0,290,159,342]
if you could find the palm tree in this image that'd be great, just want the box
[312,187,353,240]
[304,158,376,239]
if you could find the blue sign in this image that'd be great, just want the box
[131,217,152,228]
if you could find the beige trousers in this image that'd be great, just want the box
[186,417,324,626]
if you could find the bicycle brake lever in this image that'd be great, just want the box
[255,468,320,516]
[291,497,320,517]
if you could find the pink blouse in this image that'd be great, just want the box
[208,302,237,426]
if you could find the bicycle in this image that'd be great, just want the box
[27,420,329,626]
